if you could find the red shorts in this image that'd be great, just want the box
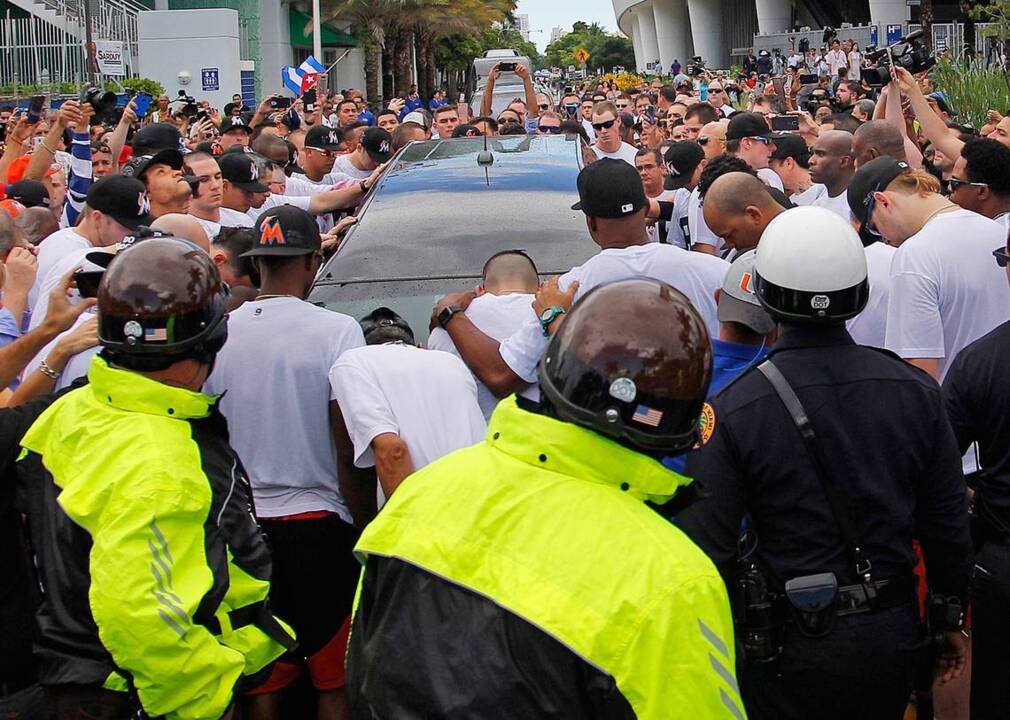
[249,616,352,693]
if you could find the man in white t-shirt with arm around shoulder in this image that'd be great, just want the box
[331,307,486,500]
[428,249,541,419]
[807,130,856,220]
[724,112,785,192]
[202,206,368,716]
[216,152,267,228]
[326,126,392,183]
[431,158,728,400]
[590,101,639,166]
[851,157,1010,380]
[184,151,225,240]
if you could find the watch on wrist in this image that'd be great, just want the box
[539,305,566,337]
[359,179,370,194]
[437,305,464,329]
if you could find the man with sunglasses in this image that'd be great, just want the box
[725,112,785,191]
[707,83,734,118]
[536,112,562,135]
[948,138,1010,236]
[589,102,638,166]
[848,156,1010,380]
[204,206,367,718]
[697,121,727,160]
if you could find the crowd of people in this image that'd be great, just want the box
[0,41,1008,720]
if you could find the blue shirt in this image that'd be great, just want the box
[663,339,769,474]
[428,97,447,111]
[399,97,423,120]
[357,109,376,126]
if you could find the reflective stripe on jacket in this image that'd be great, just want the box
[18,355,293,720]
[350,395,745,719]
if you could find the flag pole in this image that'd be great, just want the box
[312,0,322,63]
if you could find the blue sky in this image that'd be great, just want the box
[514,0,621,52]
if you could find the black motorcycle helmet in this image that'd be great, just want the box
[537,278,713,455]
[98,237,228,371]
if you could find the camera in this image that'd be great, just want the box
[822,26,838,45]
[862,30,936,86]
[686,56,706,77]
[736,564,783,662]
[268,95,292,110]
[82,86,117,125]
[176,90,199,118]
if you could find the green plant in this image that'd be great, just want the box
[931,58,1010,128]
[118,77,166,97]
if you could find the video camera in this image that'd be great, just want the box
[685,56,706,76]
[176,90,199,118]
[81,86,117,125]
[862,30,936,86]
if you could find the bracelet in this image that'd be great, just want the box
[39,359,60,380]
[359,180,369,194]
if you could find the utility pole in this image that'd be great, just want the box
[311,0,322,61]
[83,0,96,84]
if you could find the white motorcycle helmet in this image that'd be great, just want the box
[753,206,869,322]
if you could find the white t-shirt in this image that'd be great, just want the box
[646,189,678,244]
[581,118,597,143]
[499,244,729,383]
[826,49,848,75]
[428,292,540,419]
[28,245,112,332]
[687,187,725,252]
[664,188,693,249]
[329,343,486,470]
[757,167,785,192]
[204,297,364,520]
[31,228,91,321]
[847,241,895,348]
[328,154,373,181]
[247,194,313,225]
[885,209,1010,380]
[191,215,221,240]
[283,173,332,196]
[791,183,827,205]
[592,142,639,166]
[810,188,852,221]
[218,207,255,228]
[25,311,99,390]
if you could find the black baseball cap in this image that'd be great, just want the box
[664,141,705,190]
[847,156,910,245]
[122,148,185,181]
[360,306,415,345]
[219,153,269,192]
[243,205,321,257]
[220,116,253,135]
[305,125,345,151]
[360,126,393,163]
[769,134,810,162]
[85,176,154,230]
[131,122,185,155]
[726,112,775,141]
[571,158,647,218]
[7,180,49,208]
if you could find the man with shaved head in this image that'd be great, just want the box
[703,172,786,256]
[698,121,727,160]
[852,120,907,168]
[807,130,856,219]
[16,206,59,246]
[150,213,211,252]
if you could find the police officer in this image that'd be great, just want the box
[17,237,295,719]
[942,227,1010,719]
[676,206,972,719]
[346,278,744,719]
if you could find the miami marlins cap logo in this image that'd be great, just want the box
[259,217,285,245]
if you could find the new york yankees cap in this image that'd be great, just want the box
[218,152,270,192]
[85,176,154,231]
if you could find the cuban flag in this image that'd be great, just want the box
[281,55,326,96]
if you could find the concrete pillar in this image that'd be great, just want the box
[755,0,791,34]
[687,0,726,69]
[636,4,661,73]
[869,0,907,30]
[653,0,690,74]
[628,13,645,73]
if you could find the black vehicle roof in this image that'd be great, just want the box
[314,134,595,288]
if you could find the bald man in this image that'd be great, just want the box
[807,130,856,219]
[151,213,211,252]
[702,172,786,256]
[698,121,727,160]
[852,120,907,168]
[16,206,59,246]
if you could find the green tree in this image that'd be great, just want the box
[544,22,632,72]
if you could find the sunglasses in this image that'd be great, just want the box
[538,125,561,134]
[538,103,550,110]
[658,120,670,128]
[751,136,776,146]
[994,246,1010,267]
[862,194,882,236]
[948,177,988,192]
[592,119,617,131]
[307,147,340,157]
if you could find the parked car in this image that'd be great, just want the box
[308,134,594,341]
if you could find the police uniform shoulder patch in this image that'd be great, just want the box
[697,402,716,446]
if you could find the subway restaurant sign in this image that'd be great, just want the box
[95,40,126,76]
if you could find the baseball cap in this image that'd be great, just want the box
[0,199,25,218]
[131,123,185,155]
[243,205,321,257]
[85,176,154,230]
[846,156,910,245]
[122,148,185,181]
[769,134,810,163]
[664,141,705,190]
[220,116,253,135]
[305,125,345,151]
[218,153,269,192]
[718,249,775,335]
[5,156,58,185]
[726,112,775,141]
[360,306,415,345]
[927,92,952,115]
[7,180,50,208]
[360,126,393,163]
[402,110,431,130]
[570,158,647,218]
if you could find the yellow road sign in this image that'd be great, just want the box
[575,48,591,63]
